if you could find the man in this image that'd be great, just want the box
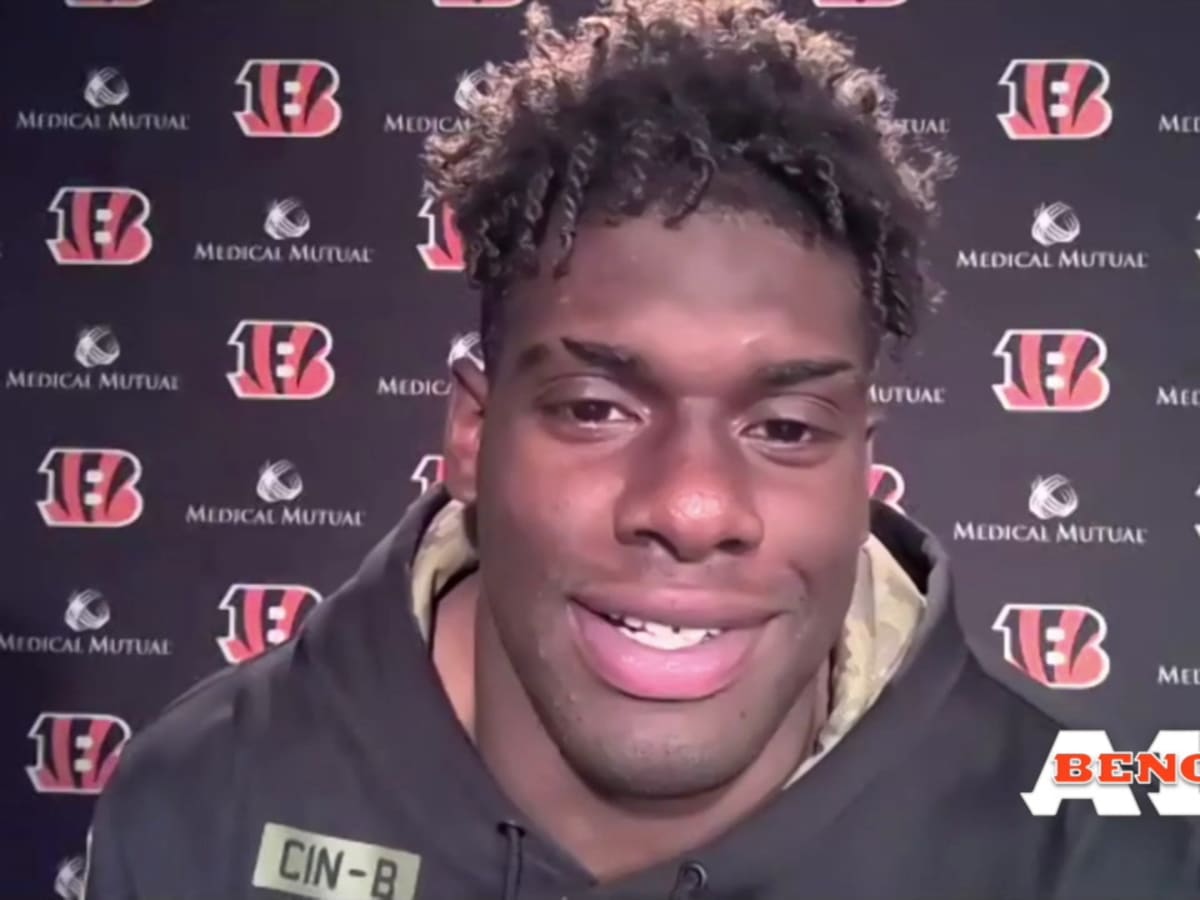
[86,2,1198,898]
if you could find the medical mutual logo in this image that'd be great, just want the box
[895,115,950,137]
[194,197,373,265]
[184,461,364,529]
[5,325,181,394]
[957,203,1148,271]
[15,67,189,132]
[256,460,303,503]
[54,856,86,900]
[867,383,946,406]
[1031,201,1081,246]
[1027,473,1078,519]
[378,333,474,398]
[0,589,172,658]
[263,198,311,240]
[953,474,1148,547]
[1156,383,1200,410]
[383,68,482,135]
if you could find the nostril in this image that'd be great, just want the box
[715,536,751,555]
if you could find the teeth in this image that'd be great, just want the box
[607,614,722,650]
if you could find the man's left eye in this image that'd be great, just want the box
[745,419,813,444]
[562,400,631,424]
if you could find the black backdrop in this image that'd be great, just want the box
[3,1,1200,896]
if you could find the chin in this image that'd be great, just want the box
[566,733,751,800]
[546,691,767,800]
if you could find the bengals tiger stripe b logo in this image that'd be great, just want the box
[417,193,465,272]
[411,453,447,496]
[38,448,144,528]
[992,603,1110,690]
[234,59,342,138]
[26,712,131,795]
[217,584,323,664]
[227,319,335,400]
[993,329,1110,412]
[869,464,905,512]
[998,59,1113,140]
[46,187,152,265]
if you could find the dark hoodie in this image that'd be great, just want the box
[84,489,1200,900]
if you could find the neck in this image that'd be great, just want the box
[434,573,828,882]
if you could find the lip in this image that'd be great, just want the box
[567,598,768,701]
[570,587,781,631]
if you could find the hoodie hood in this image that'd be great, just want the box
[408,490,932,788]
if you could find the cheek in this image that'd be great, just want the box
[478,422,619,579]
[759,445,870,575]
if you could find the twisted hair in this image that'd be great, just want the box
[424,0,955,368]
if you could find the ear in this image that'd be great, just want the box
[864,406,883,463]
[863,407,882,544]
[442,356,488,505]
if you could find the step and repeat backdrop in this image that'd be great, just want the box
[2,0,1199,896]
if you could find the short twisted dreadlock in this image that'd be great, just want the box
[424,0,954,368]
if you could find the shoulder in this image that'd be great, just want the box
[104,641,297,818]
[85,638,326,897]
[103,515,420,815]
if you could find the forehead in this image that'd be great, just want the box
[496,210,867,382]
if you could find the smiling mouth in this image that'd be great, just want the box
[567,594,772,701]
[595,612,723,650]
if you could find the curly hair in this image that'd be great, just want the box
[423,0,954,368]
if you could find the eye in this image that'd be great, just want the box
[744,418,814,445]
[551,399,635,426]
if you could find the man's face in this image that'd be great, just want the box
[453,208,872,799]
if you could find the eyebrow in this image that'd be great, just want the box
[514,337,857,389]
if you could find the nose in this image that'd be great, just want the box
[613,424,764,563]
